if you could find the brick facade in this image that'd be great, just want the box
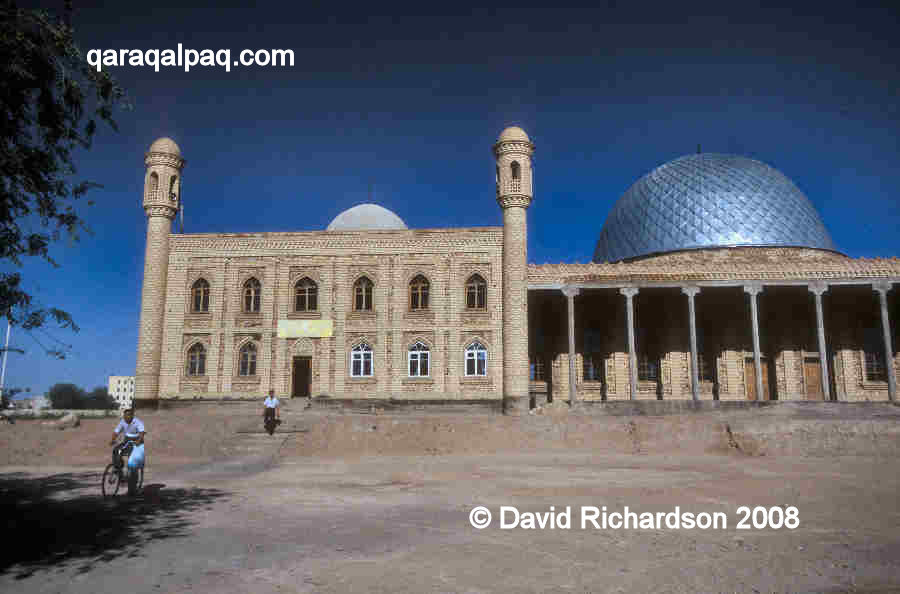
[150,230,506,402]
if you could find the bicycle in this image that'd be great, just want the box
[263,412,281,436]
[101,440,145,497]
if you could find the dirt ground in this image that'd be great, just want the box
[1,403,899,593]
[0,406,253,470]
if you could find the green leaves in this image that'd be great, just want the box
[0,0,127,352]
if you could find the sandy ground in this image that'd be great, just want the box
[1,404,899,593]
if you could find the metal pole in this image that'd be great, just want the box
[0,318,10,401]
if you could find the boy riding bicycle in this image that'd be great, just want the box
[109,407,146,476]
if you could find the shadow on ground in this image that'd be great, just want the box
[0,470,230,579]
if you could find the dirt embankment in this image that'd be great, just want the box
[287,403,900,459]
[2,402,898,468]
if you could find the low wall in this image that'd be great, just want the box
[130,397,900,417]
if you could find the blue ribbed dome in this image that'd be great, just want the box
[593,154,837,263]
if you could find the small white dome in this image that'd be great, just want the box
[497,126,530,143]
[148,137,181,156]
[326,203,407,231]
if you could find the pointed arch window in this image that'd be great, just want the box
[148,172,159,201]
[466,274,487,310]
[186,343,206,376]
[354,276,373,311]
[295,277,318,312]
[191,279,210,313]
[509,161,521,192]
[409,275,429,310]
[243,278,261,313]
[168,175,178,202]
[465,341,488,377]
[350,342,373,377]
[239,343,257,376]
[408,341,430,377]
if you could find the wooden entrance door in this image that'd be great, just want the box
[745,358,771,401]
[292,356,311,398]
[804,357,823,400]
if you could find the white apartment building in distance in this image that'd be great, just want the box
[108,376,135,409]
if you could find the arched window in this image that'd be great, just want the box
[243,278,261,313]
[191,279,210,313]
[354,276,373,311]
[409,275,429,310]
[465,274,487,310]
[239,343,257,376]
[350,342,373,377]
[186,343,206,376]
[408,341,430,377]
[509,161,521,192]
[168,175,178,201]
[295,277,318,311]
[465,341,487,377]
[148,172,159,201]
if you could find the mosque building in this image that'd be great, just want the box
[133,128,899,412]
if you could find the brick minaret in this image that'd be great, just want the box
[135,137,183,407]
[494,127,534,414]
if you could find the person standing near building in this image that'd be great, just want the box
[262,389,280,427]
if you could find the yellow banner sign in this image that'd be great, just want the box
[277,319,333,338]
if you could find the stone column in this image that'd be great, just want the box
[744,284,764,401]
[809,282,831,401]
[873,282,897,401]
[620,287,639,400]
[682,286,701,401]
[562,286,580,405]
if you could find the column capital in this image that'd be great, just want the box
[561,286,580,298]
[620,287,639,298]
[743,283,763,296]
[681,286,701,297]
[808,281,829,296]
[873,281,894,295]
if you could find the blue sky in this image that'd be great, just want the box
[5,0,899,397]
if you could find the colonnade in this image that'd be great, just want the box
[556,282,897,403]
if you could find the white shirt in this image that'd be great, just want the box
[263,396,279,408]
[114,417,145,438]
